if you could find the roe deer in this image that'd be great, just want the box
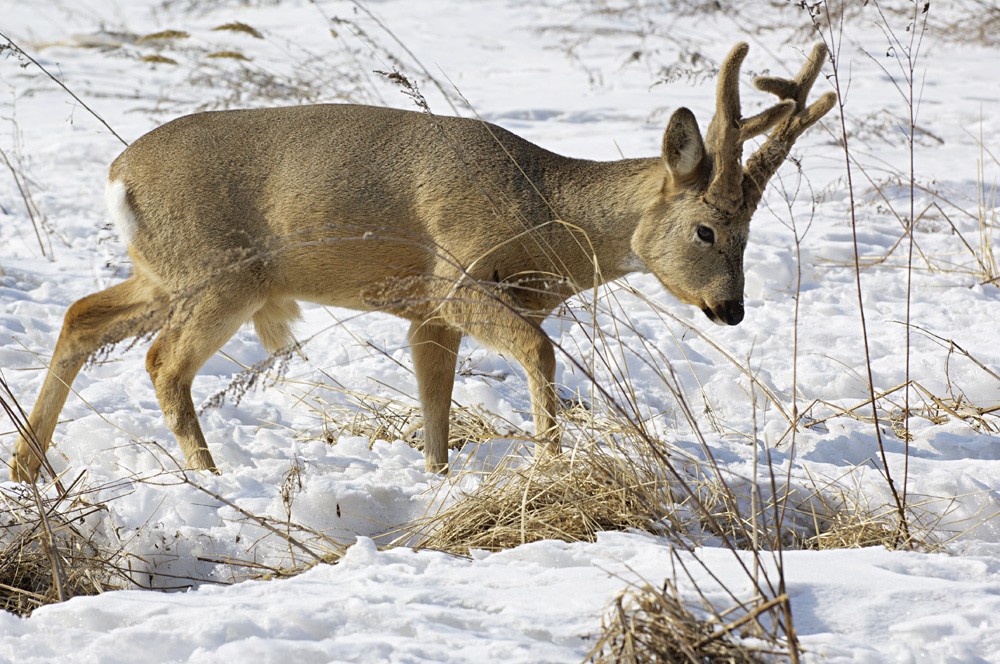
[9,43,835,482]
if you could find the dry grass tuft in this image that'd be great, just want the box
[587,581,771,664]
[206,51,251,62]
[137,30,190,43]
[689,468,944,552]
[806,510,912,550]
[412,445,669,554]
[212,22,264,39]
[0,482,124,616]
[141,54,178,65]
[802,485,942,551]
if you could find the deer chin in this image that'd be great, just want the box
[701,307,725,326]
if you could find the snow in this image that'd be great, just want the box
[2,536,998,662]
[1,1,999,662]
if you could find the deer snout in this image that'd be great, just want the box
[702,300,744,326]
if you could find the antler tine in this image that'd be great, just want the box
[705,43,796,213]
[754,42,829,110]
[743,43,838,210]
[703,43,749,213]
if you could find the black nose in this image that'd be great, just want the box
[716,300,744,325]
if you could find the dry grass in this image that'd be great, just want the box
[141,54,179,65]
[588,581,775,664]
[805,505,920,550]
[402,398,947,557]
[803,379,1000,437]
[96,6,465,116]
[0,480,124,616]
[136,30,190,43]
[0,375,120,617]
[412,448,666,554]
[212,22,264,39]
[797,473,957,551]
[206,50,251,61]
[801,492,918,551]
[318,395,512,455]
[971,139,999,285]
[672,468,939,552]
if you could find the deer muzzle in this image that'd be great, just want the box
[702,299,745,326]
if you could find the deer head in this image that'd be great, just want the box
[633,42,836,325]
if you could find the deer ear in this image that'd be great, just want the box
[662,107,706,181]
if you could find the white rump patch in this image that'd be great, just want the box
[106,179,138,244]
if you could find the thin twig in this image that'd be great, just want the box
[0,30,127,145]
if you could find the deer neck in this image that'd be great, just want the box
[544,156,661,285]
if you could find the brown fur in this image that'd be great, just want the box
[9,43,835,481]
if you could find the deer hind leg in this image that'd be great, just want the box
[445,296,559,460]
[145,285,262,473]
[11,275,166,482]
[408,320,462,473]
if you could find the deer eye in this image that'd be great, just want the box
[696,225,715,245]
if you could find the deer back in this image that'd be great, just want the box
[109,104,648,319]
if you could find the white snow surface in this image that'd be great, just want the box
[0,1,998,662]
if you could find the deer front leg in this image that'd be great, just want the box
[409,321,462,473]
[458,309,559,459]
[515,329,559,458]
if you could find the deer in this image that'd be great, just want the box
[9,42,835,483]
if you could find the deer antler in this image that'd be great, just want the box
[742,42,838,211]
[703,43,797,213]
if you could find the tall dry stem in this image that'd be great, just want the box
[805,0,911,544]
